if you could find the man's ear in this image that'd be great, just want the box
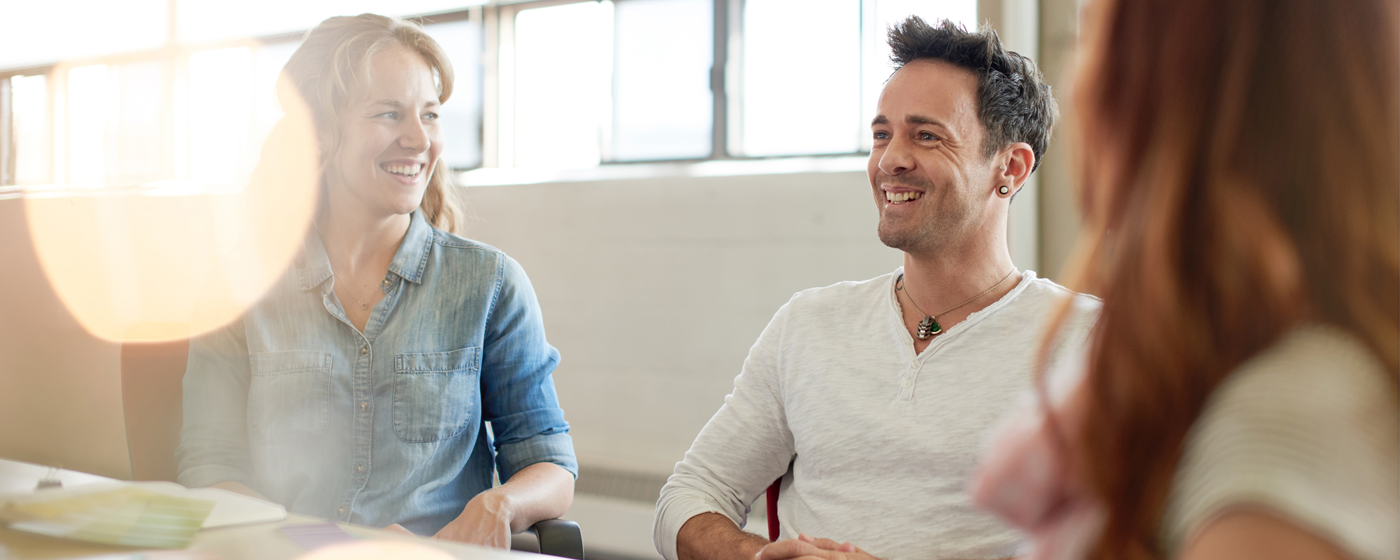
[997,142,1036,196]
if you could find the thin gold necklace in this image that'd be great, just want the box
[313,220,377,311]
[897,268,1017,339]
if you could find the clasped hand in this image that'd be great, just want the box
[384,490,514,548]
[756,534,880,560]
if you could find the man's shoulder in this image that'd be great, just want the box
[782,270,900,314]
[1015,273,1102,317]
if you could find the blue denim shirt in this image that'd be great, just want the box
[177,211,576,535]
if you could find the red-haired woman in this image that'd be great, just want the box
[971,1,1398,560]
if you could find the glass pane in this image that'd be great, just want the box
[0,0,165,71]
[512,2,614,170]
[610,0,712,161]
[424,20,484,170]
[861,0,977,150]
[188,47,254,183]
[113,61,166,184]
[13,75,51,185]
[178,0,485,44]
[739,0,861,157]
[67,64,110,186]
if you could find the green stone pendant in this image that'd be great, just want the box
[916,316,943,339]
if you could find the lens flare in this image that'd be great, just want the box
[23,77,320,343]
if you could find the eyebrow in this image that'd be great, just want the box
[369,99,441,109]
[870,115,949,128]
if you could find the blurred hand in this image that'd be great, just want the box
[383,523,415,536]
[756,534,877,560]
[432,491,513,548]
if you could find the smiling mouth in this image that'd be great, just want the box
[885,190,924,204]
[382,163,424,177]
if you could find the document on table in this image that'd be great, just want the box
[0,486,214,548]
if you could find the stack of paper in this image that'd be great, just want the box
[0,486,215,548]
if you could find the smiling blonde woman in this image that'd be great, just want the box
[176,14,576,547]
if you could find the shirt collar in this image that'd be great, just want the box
[388,210,434,285]
[297,210,435,291]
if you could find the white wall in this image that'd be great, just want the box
[457,165,904,475]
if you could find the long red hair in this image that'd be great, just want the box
[1057,0,1400,557]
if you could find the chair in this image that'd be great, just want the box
[118,339,584,559]
[765,479,781,542]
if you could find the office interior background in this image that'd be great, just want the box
[0,0,1083,557]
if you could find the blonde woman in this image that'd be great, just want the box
[177,14,576,546]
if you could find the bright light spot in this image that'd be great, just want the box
[740,0,862,156]
[66,65,110,186]
[23,80,321,343]
[189,48,255,183]
[0,0,165,70]
[13,75,50,185]
[512,1,614,170]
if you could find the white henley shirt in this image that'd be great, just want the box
[654,268,1100,560]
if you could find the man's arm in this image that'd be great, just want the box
[677,513,771,560]
[653,298,800,560]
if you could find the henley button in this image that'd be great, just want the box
[360,346,367,355]
[356,465,364,473]
[337,506,346,515]
[359,402,368,410]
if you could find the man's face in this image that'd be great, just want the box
[868,59,998,256]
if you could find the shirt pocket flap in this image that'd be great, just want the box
[394,347,481,374]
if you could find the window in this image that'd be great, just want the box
[1,0,978,187]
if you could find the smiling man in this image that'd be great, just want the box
[654,17,1100,560]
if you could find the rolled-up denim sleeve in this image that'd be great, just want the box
[176,317,255,489]
[480,254,577,483]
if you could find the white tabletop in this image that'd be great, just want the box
[0,457,529,560]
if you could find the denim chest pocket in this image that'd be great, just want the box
[248,351,332,444]
[393,347,481,443]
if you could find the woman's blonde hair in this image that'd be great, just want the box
[279,13,463,233]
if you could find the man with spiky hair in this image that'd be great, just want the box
[653,16,1099,560]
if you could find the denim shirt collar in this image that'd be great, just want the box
[297,210,435,292]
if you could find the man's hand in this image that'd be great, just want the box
[432,490,514,548]
[756,534,877,560]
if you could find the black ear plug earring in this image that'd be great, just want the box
[998,186,1010,195]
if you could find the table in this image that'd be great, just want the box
[0,458,527,560]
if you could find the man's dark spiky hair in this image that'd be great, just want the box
[888,16,1057,172]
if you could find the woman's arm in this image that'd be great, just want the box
[433,254,576,548]
[177,318,259,493]
[432,462,575,546]
[1180,510,1352,560]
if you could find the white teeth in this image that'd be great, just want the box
[885,191,923,203]
[384,164,422,176]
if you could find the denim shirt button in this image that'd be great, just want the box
[360,346,368,355]
[337,506,346,515]
[356,465,364,473]
[359,401,368,411]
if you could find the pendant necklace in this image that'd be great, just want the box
[897,268,1017,339]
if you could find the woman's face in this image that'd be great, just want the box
[326,46,444,218]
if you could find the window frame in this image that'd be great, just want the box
[0,0,985,187]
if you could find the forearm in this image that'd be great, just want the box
[484,462,575,533]
[678,512,770,560]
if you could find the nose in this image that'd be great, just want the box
[878,135,915,176]
[398,116,430,153]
